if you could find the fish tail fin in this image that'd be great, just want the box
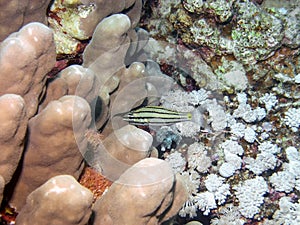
[190,108,205,128]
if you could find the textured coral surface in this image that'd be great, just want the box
[0,0,299,225]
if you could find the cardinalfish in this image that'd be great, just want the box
[122,105,194,126]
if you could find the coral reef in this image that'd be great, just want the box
[0,0,299,224]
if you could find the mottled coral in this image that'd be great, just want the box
[232,1,284,65]
[183,0,234,23]
[15,175,93,225]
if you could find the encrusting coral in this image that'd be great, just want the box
[15,175,93,225]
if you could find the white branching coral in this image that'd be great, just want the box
[188,89,210,106]
[270,146,300,192]
[244,152,278,175]
[202,99,228,131]
[243,126,256,143]
[157,82,297,223]
[230,122,246,139]
[286,146,300,161]
[230,121,257,143]
[269,170,296,193]
[219,162,236,178]
[160,89,210,112]
[233,176,268,218]
[258,141,281,154]
[237,92,248,105]
[187,142,211,173]
[245,141,280,175]
[224,151,242,170]
[259,93,278,111]
[179,170,201,218]
[160,89,195,112]
[272,197,300,224]
[211,203,245,225]
[284,108,300,132]
[160,89,211,136]
[204,174,230,205]
[194,191,217,216]
[164,151,186,174]
[218,139,244,177]
[180,173,231,217]
[233,103,266,123]
[176,121,200,137]
[220,139,244,156]
[233,93,266,123]
[295,74,300,84]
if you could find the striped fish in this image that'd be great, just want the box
[123,106,192,126]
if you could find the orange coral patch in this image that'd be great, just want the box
[79,167,112,202]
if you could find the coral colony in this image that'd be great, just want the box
[0,0,299,225]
